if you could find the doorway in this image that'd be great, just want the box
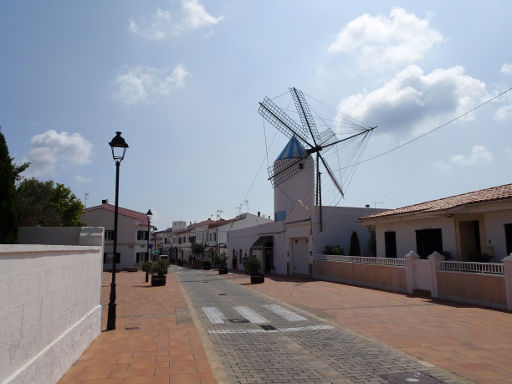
[459,220,481,260]
[292,238,309,275]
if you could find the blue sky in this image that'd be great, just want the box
[2,1,511,230]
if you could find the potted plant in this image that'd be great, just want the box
[147,258,169,286]
[218,254,228,275]
[202,260,211,270]
[243,255,264,284]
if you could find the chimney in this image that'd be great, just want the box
[257,211,260,217]
[102,199,108,204]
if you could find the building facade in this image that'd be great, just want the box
[359,183,512,262]
[81,200,153,270]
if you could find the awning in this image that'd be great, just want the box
[251,235,273,249]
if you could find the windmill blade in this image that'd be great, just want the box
[319,153,344,198]
[290,87,320,145]
[258,97,314,148]
[268,154,310,187]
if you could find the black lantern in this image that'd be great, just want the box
[109,131,129,161]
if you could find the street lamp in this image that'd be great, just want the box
[106,131,128,331]
[145,209,152,283]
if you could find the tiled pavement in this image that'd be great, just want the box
[58,271,216,384]
[231,272,512,384]
[60,268,512,384]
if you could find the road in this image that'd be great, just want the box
[175,267,471,384]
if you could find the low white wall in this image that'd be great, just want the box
[0,245,102,384]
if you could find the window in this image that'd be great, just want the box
[104,253,120,264]
[137,230,148,241]
[505,224,512,256]
[239,248,243,263]
[415,228,443,258]
[178,237,182,244]
[136,252,146,263]
[384,231,397,258]
[213,232,217,242]
[104,230,114,241]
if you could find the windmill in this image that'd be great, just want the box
[258,87,375,231]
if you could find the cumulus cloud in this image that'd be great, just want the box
[112,64,190,105]
[337,65,488,137]
[23,130,92,177]
[500,63,512,76]
[435,146,493,169]
[128,0,223,40]
[328,8,443,70]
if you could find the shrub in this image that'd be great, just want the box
[243,256,262,275]
[349,231,361,256]
[323,245,344,255]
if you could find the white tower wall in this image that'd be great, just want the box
[274,155,314,221]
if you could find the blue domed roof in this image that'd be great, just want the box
[276,136,306,161]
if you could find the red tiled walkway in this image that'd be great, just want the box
[229,272,512,384]
[58,271,215,384]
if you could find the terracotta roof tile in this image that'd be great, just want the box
[360,183,512,221]
[85,203,149,225]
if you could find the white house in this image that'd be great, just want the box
[81,200,154,270]
[359,183,512,262]
[227,136,386,276]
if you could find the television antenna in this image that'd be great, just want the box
[258,87,375,231]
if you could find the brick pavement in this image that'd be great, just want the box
[58,271,216,384]
[179,267,468,384]
[226,272,512,384]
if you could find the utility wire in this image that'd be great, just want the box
[339,87,512,171]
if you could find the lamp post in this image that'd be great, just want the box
[106,131,128,331]
[145,209,152,283]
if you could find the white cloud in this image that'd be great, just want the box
[128,0,223,40]
[500,63,512,76]
[112,64,190,105]
[23,130,93,177]
[450,146,493,166]
[337,65,488,137]
[328,8,443,70]
[74,175,92,184]
[496,104,512,120]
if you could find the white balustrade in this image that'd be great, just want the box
[440,260,504,275]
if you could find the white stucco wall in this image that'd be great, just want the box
[482,208,512,261]
[313,206,387,256]
[81,209,148,269]
[0,245,102,384]
[374,216,457,259]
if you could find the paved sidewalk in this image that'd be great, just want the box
[58,271,216,384]
[223,272,512,384]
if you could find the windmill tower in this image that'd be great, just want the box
[259,87,375,231]
[273,136,314,221]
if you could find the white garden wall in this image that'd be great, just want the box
[0,245,102,384]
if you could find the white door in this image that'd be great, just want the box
[292,238,309,275]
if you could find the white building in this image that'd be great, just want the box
[359,183,512,262]
[81,200,154,270]
[227,136,386,275]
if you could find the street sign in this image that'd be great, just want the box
[148,244,153,249]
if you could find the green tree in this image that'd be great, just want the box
[190,242,205,258]
[0,131,18,242]
[349,231,362,256]
[367,226,376,257]
[17,178,85,227]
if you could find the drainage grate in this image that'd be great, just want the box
[380,372,445,384]
[218,293,227,296]
[228,318,249,323]
[260,324,277,331]
[124,326,140,330]
[203,281,209,283]
[176,307,193,325]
